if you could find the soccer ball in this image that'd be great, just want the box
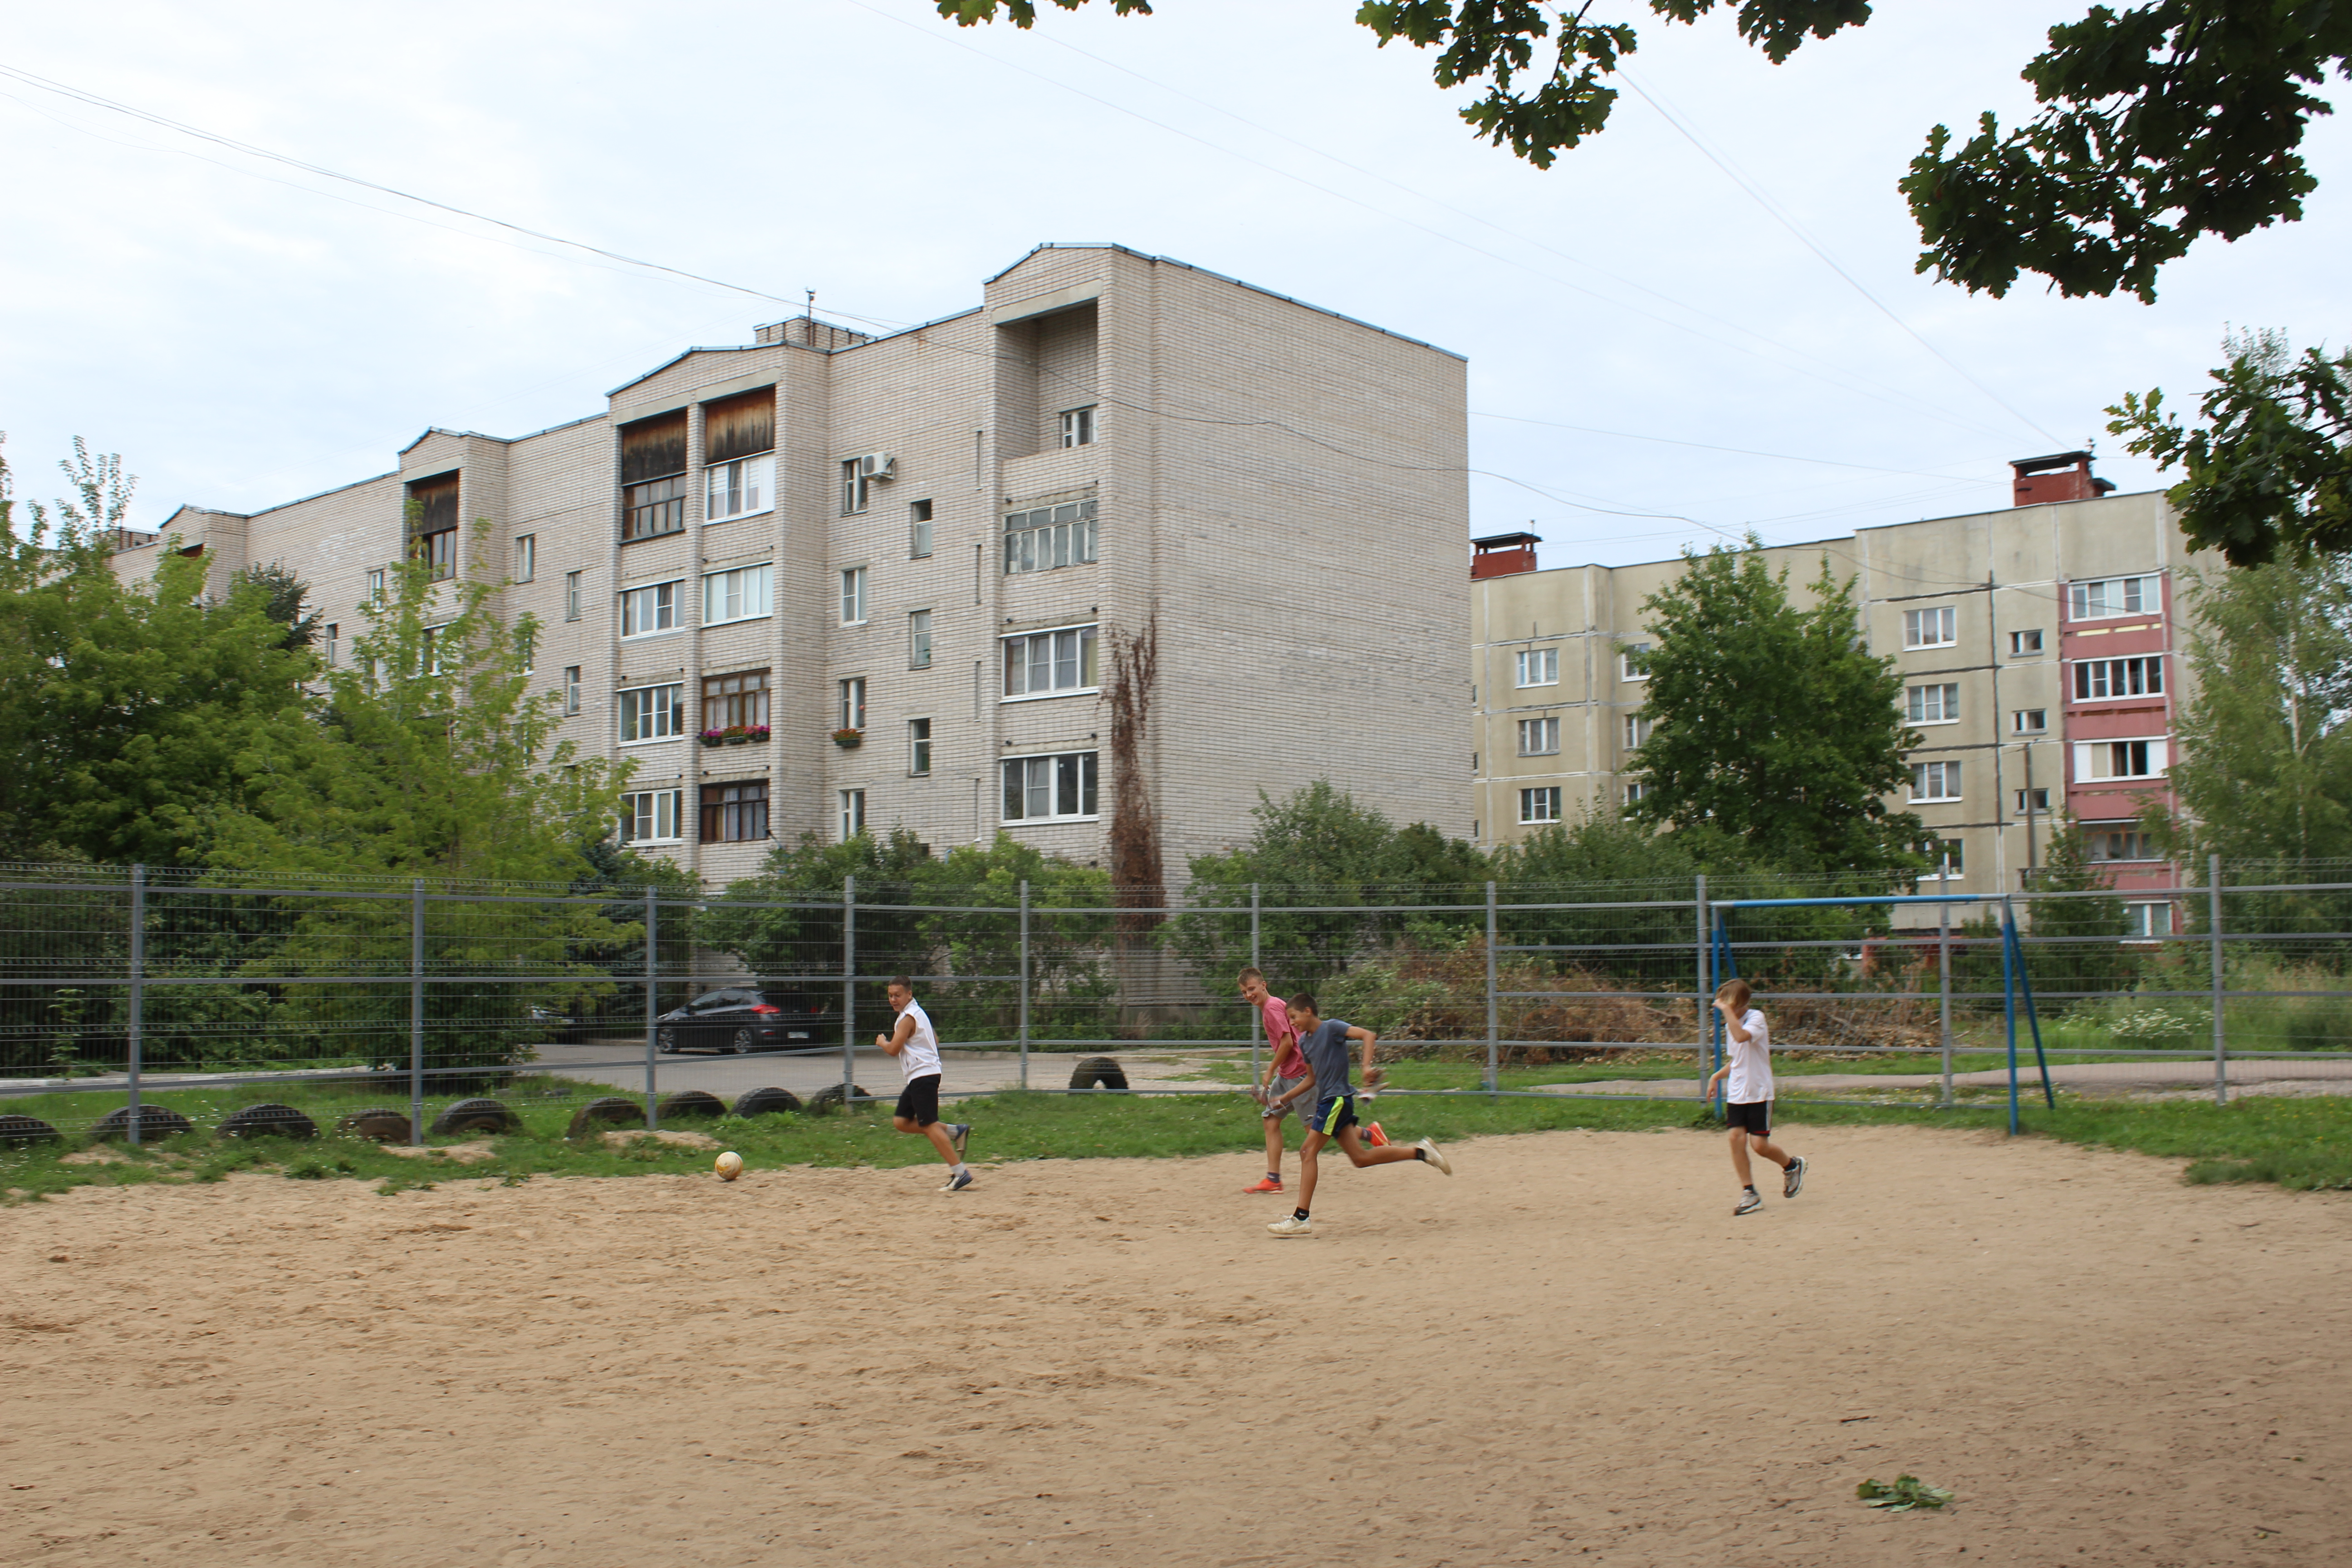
[714,1151,744,1181]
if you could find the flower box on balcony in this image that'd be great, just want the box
[700,725,770,747]
[831,728,863,749]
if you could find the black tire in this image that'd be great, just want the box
[335,1107,413,1143]
[729,1026,755,1055]
[94,1104,194,1142]
[0,1114,61,1148]
[218,1102,318,1141]
[427,1098,519,1136]
[657,1089,727,1121]
[804,1083,869,1116]
[730,1087,804,1118]
[566,1095,646,1140]
[657,1026,681,1055]
[1069,1055,1129,1091]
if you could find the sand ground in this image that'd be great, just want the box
[2,1122,2347,1567]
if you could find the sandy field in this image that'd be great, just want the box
[3,1122,2348,1568]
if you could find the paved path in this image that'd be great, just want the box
[536,1039,1251,1102]
[1534,1057,2352,1099]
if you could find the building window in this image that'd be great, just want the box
[420,625,448,677]
[621,412,689,540]
[2078,739,2165,780]
[2068,574,2160,622]
[1003,499,1098,574]
[2015,787,2050,814]
[2073,656,2164,701]
[839,789,867,841]
[701,780,770,843]
[2124,902,2171,938]
[910,499,934,559]
[619,789,682,845]
[563,666,581,715]
[617,683,685,744]
[1519,786,1563,824]
[1902,606,1958,648]
[367,568,386,604]
[620,580,680,637]
[1517,716,1560,756]
[1623,780,1648,806]
[1623,712,1653,750]
[1002,624,1098,699]
[2013,708,2048,734]
[1002,750,1098,822]
[1911,760,1962,801]
[701,669,769,732]
[512,534,535,583]
[705,454,774,523]
[909,717,931,776]
[407,472,459,581]
[841,459,871,516]
[1515,648,1559,687]
[840,567,868,624]
[2088,825,2158,862]
[2010,628,2043,656]
[908,608,932,669]
[838,676,866,732]
[1059,406,1098,447]
[1924,837,1965,877]
[1906,683,1960,724]
[564,570,582,621]
[702,563,772,626]
[323,624,338,666]
[1619,643,1651,681]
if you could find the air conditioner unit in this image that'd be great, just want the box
[852,452,895,481]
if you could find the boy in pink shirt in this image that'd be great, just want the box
[1240,967,1302,1195]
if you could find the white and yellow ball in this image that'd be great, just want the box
[714,1151,744,1181]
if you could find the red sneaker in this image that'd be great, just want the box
[1243,1176,1284,1194]
[1365,1122,1390,1147]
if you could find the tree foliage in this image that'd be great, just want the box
[934,0,2351,300]
[1623,540,1925,876]
[2108,330,2352,567]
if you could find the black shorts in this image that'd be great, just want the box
[1725,1099,1772,1135]
[895,1074,942,1127]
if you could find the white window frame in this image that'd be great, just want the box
[619,789,683,845]
[2124,902,2171,939]
[840,566,868,625]
[2009,628,2043,656]
[2014,787,2051,815]
[1623,712,1652,750]
[1059,406,1097,447]
[705,453,774,523]
[619,580,681,639]
[1517,716,1560,756]
[908,717,931,777]
[840,460,870,516]
[323,623,339,667]
[367,567,386,605]
[2075,737,2167,780]
[1910,759,1962,802]
[2087,824,2159,862]
[1001,623,1099,701]
[564,570,583,622]
[514,534,535,583]
[1002,499,1099,576]
[839,789,867,841]
[1519,786,1563,824]
[702,563,773,627]
[1906,683,1960,725]
[1903,606,1957,649]
[1001,750,1099,823]
[563,666,581,715]
[909,500,933,559]
[838,676,866,732]
[2072,656,2164,701]
[2013,708,2048,734]
[1623,780,1647,806]
[1925,837,1965,878]
[2068,574,2161,622]
[908,608,932,670]
[1619,642,1651,681]
[617,683,685,745]
[1515,648,1559,688]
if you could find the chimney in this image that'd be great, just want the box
[1471,530,1542,580]
[2009,451,2117,507]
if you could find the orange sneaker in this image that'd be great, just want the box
[1365,1122,1390,1147]
[1243,1176,1284,1194]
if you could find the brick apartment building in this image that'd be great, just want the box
[115,245,1470,886]
[1469,453,2210,931]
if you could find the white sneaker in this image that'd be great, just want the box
[1415,1137,1453,1176]
[940,1169,974,1193]
[1266,1214,1314,1237]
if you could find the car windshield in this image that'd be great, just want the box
[756,991,831,1013]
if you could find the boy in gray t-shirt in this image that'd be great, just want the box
[1262,993,1453,1236]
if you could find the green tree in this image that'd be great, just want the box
[2108,330,2352,567]
[1492,810,1700,985]
[2023,815,2131,1002]
[935,1,2352,301]
[1623,539,1924,876]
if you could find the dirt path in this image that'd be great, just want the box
[3,1122,2345,1566]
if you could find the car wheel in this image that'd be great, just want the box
[657,1026,680,1054]
[730,1026,755,1055]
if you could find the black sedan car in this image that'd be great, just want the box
[655,988,833,1054]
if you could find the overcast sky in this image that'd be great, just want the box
[4,0,2345,569]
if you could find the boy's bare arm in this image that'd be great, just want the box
[1348,1024,1381,1085]
[1271,1059,1318,1111]
[876,1014,915,1055]
[1715,1000,1752,1044]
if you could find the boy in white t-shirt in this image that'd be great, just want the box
[878,975,973,1192]
[1702,978,1806,1217]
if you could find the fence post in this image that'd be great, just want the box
[1484,881,1499,1097]
[1249,883,1261,1087]
[1018,879,1030,1093]
[2000,894,2019,1137]
[127,865,145,1147]
[2209,853,2227,1107]
[1938,899,1954,1109]
[644,887,660,1130]
[1693,874,1707,1108]
[842,876,857,1105]
[409,878,425,1147]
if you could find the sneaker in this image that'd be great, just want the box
[1242,1176,1284,1194]
[1733,1188,1763,1217]
[940,1169,974,1193]
[1365,1121,1390,1147]
[1414,1137,1453,1176]
[1266,1214,1314,1237]
[950,1123,970,1160]
[1782,1155,1807,1200]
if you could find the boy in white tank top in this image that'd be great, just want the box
[1702,978,1807,1216]
[880,975,973,1192]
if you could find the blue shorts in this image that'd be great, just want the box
[1306,1093,1358,1138]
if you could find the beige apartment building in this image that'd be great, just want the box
[1470,455,2213,931]
[115,244,1470,885]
